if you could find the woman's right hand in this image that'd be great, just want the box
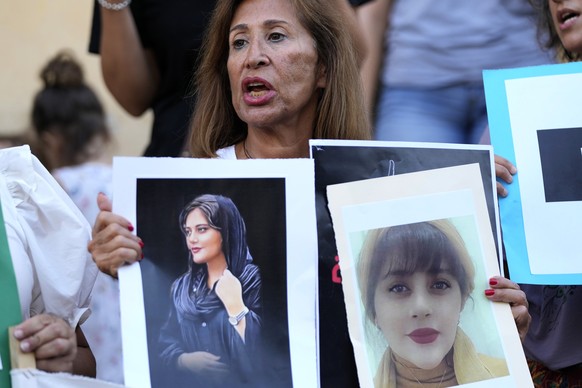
[87,193,143,278]
[494,154,517,198]
[485,276,531,341]
[177,351,229,376]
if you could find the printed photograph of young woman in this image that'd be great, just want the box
[353,218,509,387]
[158,194,262,387]
[135,178,290,388]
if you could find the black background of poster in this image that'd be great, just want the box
[537,127,582,202]
[136,177,290,387]
[313,144,497,388]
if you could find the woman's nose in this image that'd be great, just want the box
[245,40,270,68]
[411,291,432,318]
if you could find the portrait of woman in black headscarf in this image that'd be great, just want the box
[158,194,262,387]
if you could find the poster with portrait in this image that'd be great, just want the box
[113,157,318,388]
[483,62,582,284]
[309,139,502,387]
[327,164,532,388]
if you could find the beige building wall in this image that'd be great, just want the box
[0,0,151,158]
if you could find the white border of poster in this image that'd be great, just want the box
[327,164,532,388]
[484,62,582,284]
[113,157,318,388]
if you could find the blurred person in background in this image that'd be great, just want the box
[31,50,123,384]
[358,0,554,144]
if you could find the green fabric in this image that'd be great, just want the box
[0,198,22,388]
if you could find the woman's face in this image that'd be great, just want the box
[373,268,464,370]
[549,0,582,55]
[227,0,326,132]
[184,208,225,265]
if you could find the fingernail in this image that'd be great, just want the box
[20,341,30,352]
[485,289,495,296]
[127,223,134,232]
[13,329,23,339]
[140,253,144,260]
[138,240,144,248]
[489,278,498,286]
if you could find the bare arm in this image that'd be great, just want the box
[334,0,368,66]
[73,327,96,377]
[215,269,247,341]
[98,2,160,116]
[357,0,392,122]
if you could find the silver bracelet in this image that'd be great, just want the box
[97,0,131,11]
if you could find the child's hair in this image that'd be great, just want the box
[31,50,110,167]
[357,219,476,322]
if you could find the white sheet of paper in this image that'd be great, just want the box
[327,164,532,388]
[114,157,318,388]
[505,73,582,274]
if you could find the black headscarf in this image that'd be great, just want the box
[174,194,256,319]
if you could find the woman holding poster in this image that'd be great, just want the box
[88,0,531,386]
[357,219,508,387]
[158,194,262,387]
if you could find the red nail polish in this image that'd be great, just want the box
[127,223,134,232]
[489,278,498,286]
[485,289,495,296]
[138,240,144,248]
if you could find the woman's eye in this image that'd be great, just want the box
[389,284,408,293]
[232,38,246,50]
[432,280,451,290]
[197,227,208,233]
[268,32,285,42]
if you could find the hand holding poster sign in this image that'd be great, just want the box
[326,164,532,388]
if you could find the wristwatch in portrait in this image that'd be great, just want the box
[228,306,249,326]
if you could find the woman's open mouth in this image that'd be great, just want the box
[242,77,276,105]
[247,82,269,97]
[557,9,580,30]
